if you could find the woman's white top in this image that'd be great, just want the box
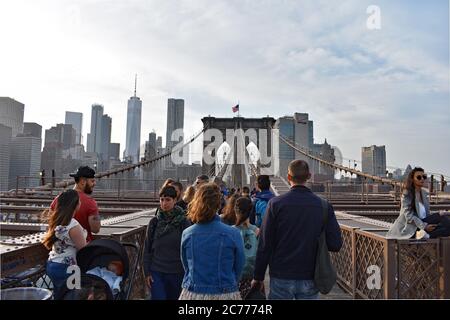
[48,218,87,265]
[418,202,427,220]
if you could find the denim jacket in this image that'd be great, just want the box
[180,215,245,294]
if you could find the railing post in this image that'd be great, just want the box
[384,239,397,299]
[351,229,357,299]
[435,179,439,204]
[441,238,450,298]
[361,182,364,203]
[15,176,19,196]
[430,175,434,203]
[329,181,332,201]
[440,175,446,192]
[366,182,369,204]
[51,169,56,190]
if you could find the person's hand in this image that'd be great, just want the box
[425,224,437,232]
[439,210,450,216]
[250,280,263,291]
[146,275,154,289]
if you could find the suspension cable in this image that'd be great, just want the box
[279,133,403,188]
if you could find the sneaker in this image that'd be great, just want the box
[416,230,430,240]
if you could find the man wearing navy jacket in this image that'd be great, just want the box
[251,160,342,299]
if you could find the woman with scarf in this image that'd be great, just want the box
[143,185,191,300]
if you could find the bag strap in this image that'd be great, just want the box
[319,197,329,231]
[240,227,246,241]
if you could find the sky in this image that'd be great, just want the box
[0,0,449,175]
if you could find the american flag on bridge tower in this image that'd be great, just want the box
[232,104,239,113]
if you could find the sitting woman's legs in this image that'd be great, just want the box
[423,214,450,238]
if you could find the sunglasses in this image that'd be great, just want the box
[415,174,427,181]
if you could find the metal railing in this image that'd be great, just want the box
[2,209,449,299]
[332,213,449,299]
[2,177,195,202]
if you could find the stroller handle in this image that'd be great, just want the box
[120,241,141,300]
[121,242,139,252]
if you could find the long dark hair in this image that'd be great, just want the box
[234,197,253,226]
[42,189,80,250]
[221,194,239,225]
[403,167,424,213]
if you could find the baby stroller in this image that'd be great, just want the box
[59,239,140,300]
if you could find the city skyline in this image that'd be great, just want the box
[0,0,448,175]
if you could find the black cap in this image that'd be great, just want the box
[69,166,96,178]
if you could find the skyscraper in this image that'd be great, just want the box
[157,136,162,149]
[362,145,386,177]
[308,120,314,149]
[0,124,12,191]
[145,131,157,160]
[101,114,112,159]
[65,111,83,145]
[109,143,120,161]
[41,123,77,177]
[124,76,142,164]
[62,124,76,149]
[274,116,295,178]
[165,98,184,151]
[293,113,310,164]
[87,104,103,154]
[23,122,42,139]
[311,138,335,182]
[164,99,185,169]
[44,124,76,150]
[9,133,42,189]
[274,112,334,180]
[149,132,157,149]
[0,97,24,137]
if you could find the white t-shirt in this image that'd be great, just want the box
[48,218,87,265]
[418,202,427,220]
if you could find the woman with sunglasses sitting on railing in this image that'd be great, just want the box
[387,167,450,239]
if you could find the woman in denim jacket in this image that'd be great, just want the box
[179,183,245,300]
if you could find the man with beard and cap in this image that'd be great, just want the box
[50,166,101,242]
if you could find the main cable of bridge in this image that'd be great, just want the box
[30,127,207,192]
[280,132,450,187]
[278,132,449,182]
[278,133,403,188]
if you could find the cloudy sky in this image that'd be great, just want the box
[0,0,449,175]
